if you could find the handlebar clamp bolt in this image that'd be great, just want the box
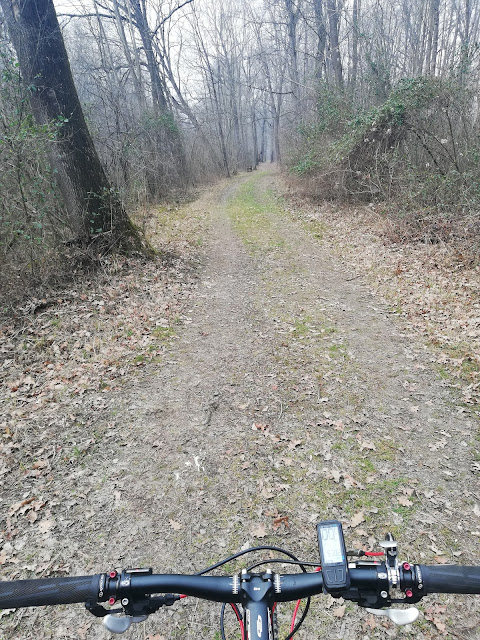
[109,571,117,579]
[405,589,413,598]
[402,562,411,571]
[121,598,129,606]
[380,591,388,599]
[109,597,116,606]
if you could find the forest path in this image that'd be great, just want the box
[2,167,479,639]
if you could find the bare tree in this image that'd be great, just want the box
[313,0,328,80]
[326,0,343,88]
[0,0,141,248]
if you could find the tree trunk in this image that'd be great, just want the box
[128,0,189,187]
[284,0,299,95]
[0,0,141,249]
[351,0,360,90]
[431,0,440,75]
[251,106,258,167]
[326,0,343,89]
[111,0,146,108]
[129,0,168,111]
[313,0,327,80]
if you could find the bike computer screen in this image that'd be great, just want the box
[317,520,350,592]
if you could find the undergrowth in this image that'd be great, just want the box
[288,77,480,261]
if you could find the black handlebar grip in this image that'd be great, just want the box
[419,565,480,594]
[0,575,102,609]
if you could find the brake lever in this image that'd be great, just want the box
[366,607,419,626]
[103,614,148,634]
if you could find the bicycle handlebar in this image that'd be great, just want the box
[1,563,480,611]
[0,575,101,609]
[418,564,480,594]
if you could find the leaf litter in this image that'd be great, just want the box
[1,172,479,638]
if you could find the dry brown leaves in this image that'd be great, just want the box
[0,232,201,579]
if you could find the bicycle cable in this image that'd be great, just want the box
[220,602,245,640]
[194,545,308,575]
[246,558,321,572]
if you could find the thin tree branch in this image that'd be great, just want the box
[57,12,120,21]
[152,0,195,37]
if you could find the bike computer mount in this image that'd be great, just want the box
[317,520,350,593]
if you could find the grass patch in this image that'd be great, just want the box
[302,218,327,240]
[226,175,288,254]
[152,326,176,340]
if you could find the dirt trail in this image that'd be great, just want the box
[2,168,479,639]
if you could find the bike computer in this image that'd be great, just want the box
[317,520,350,592]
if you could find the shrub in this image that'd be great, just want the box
[288,76,480,252]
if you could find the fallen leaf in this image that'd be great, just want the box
[424,605,448,634]
[26,511,39,524]
[8,497,36,517]
[397,496,413,507]
[38,519,54,534]
[360,440,376,451]
[343,473,360,489]
[77,622,93,639]
[272,516,289,530]
[288,439,302,449]
[261,487,274,499]
[32,460,49,470]
[331,469,341,482]
[252,523,267,538]
[363,614,378,630]
[169,520,182,531]
[350,511,365,528]
[252,423,268,432]
[434,621,447,633]
[333,605,346,618]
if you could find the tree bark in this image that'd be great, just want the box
[111,0,146,108]
[284,0,299,95]
[326,0,343,89]
[313,0,327,80]
[351,0,360,89]
[128,0,168,111]
[0,0,141,249]
[431,0,440,75]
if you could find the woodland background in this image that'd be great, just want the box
[0,0,479,301]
